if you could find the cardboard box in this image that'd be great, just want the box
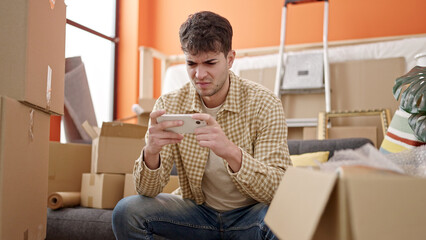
[123,174,137,198]
[137,98,156,126]
[84,122,147,174]
[0,0,66,114]
[265,166,426,240]
[240,67,276,94]
[0,96,50,239]
[303,126,378,147]
[48,142,92,196]
[80,173,125,209]
[123,174,180,198]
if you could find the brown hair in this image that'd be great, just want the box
[179,11,233,56]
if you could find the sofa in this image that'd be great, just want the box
[46,137,372,240]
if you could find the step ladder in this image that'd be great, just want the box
[274,0,331,127]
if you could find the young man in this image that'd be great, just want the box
[112,11,291,239]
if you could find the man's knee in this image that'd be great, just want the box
[113,195,144,225]
[112,195,153,239]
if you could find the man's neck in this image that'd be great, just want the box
[201,76,230,108]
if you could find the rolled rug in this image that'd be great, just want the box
[48,192,81,210]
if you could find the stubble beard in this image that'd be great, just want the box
[192,78,223,97]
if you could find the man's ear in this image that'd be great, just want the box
[227,50,236,69]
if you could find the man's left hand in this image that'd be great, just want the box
[192,113,242,172]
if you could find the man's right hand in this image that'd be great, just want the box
[143,109,184,170]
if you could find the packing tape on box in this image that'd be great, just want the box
[89,174,95,185]
[49,0,56,9]
[47,192,81,210]
[29,109,34,141]
[88,196,93,207]
[46,65,52,110]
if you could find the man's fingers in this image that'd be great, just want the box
[150,109,166,124]
[149,126,184,139]
[192,113,215,125]
[158,120,184,130]
[157,138,183,146]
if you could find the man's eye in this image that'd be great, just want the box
[206,62,216,65]
[187,62,195,66]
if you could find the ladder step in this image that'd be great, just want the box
[287,118,318,127]
[285,0,327,7]
[280,87,325,95]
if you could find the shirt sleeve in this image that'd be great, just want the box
[133,152,163,196]
[133,97,176,197]
[227,97,292,204]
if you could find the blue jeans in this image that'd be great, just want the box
[112,193,277,240]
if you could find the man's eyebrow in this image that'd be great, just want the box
[203,58,217,63]
[186,58,218,64]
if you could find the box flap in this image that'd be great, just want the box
[100,122,147,139]
[341,167,426,240]
[138,98,156,113]
[265,167,338,240]
[82,120,99,139]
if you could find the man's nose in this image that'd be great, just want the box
[195,65,207,80]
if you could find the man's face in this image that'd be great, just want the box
[185,51,235,105]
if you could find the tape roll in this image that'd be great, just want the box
[47,192,81,210]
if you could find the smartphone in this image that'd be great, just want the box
[157,114,206,134]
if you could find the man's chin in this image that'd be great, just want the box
[196,89,215,97]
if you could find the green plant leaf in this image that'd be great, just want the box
[393,66,426,114]
[408,112,426,142]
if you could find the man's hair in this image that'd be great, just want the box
[179,11,233,56]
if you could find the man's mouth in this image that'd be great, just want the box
[196,82,210,88]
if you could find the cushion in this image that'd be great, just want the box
[291,151,329,167]
[287,138,373,158]
[47,207,115,240]
[380,109,426,154]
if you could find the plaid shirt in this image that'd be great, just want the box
[134,71,292,205]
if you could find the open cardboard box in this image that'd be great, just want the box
[137,98,156,126]
[265,166,426,240]
[82,121,147,174]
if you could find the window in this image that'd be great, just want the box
[64,0,117,126]
[62,0,118,141]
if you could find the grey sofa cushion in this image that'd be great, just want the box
[47,207,115,240]
[288,138,372,158]
[46,138,373,240]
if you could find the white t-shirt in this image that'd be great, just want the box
[201,102,257,211]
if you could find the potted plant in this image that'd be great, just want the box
[392,53,426,142]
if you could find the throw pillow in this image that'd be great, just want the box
[291,151,330,167]
[380,109,426,154]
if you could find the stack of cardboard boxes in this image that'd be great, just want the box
[80,121,147,209]
[48,96,180,211]
[0,0,66,239]
[48,119,180,211]
[48,122,149,210]
[48,99,180,212]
